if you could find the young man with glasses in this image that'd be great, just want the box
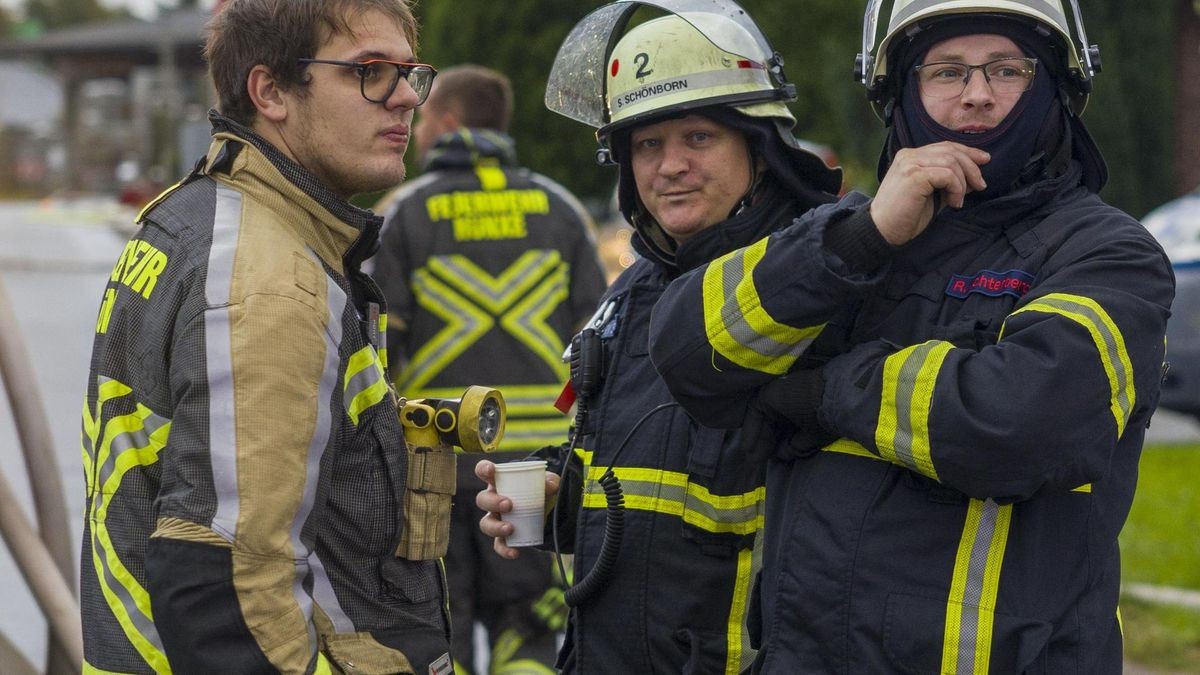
[648,1,1174,672]
[78,1,453,672]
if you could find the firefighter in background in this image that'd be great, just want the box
[648,0,1174,671]
[370,64,606,674]
[475,2,842,672]
[79,0,455,672]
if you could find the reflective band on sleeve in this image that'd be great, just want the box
[1004,292,1135,437]
[345,345,388,425]
[83,378,171,673]
[876,340,953,481]
[208,184,243,542]
[581,466,764,535]
[941,498,1013,675]
[702,237,825,375]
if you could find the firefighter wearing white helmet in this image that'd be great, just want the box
[474,1,843,672]
[648,0,1175,672]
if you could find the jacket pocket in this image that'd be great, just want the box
[394,441,456,561]
[883,592,1052,675]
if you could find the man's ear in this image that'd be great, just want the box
[247,64,288,123]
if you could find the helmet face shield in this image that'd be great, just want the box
[545,0,789,131]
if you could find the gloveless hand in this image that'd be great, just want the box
[870,141,990,245]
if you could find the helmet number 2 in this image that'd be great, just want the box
[634,52,653,78]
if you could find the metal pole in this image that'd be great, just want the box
[0,465,83,667]
[0,277,79,674]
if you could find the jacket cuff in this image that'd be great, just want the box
[823,203,896,274]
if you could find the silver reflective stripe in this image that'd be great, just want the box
[955,500,1002,674]
[88,403,170,656]
[94,410,171,513]
[890,342,934,473]
[344,353,382,403]
[92,527,166,653]
[288,257,347,645]
[208,184,242,542]
[403,269,490,384]
[1038,296,1132,421]
[717,250,814,361]
[506,263,568,362]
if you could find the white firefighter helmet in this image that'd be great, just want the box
[855,0,1102,117]
[545,0,797,157]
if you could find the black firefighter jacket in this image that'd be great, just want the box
[648,163,1174,674]
[370,128,606,456]
[544,182,823,674]
[80,113,451,674]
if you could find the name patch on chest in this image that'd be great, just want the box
[946,269,1034,299]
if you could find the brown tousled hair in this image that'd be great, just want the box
[204,0,419,125]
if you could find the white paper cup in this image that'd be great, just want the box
[493,459,547,547]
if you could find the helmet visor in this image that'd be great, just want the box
[545,0,777,128]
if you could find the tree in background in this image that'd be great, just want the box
[1080,0,1176,217]
[0,6,13,38]
[368,1,1183,219]
[1175,0,1200,194]
[413,2,620,213]
[22,0,122,30]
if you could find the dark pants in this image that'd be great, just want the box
[447,453,561,674]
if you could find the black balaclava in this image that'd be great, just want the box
[900,55,1059,200]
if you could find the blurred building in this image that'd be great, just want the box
[0,7,212,198]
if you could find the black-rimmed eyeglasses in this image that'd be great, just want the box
[914,57,1038,100]
[297,58,437,105]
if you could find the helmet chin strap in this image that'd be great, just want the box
[732,152,764,218]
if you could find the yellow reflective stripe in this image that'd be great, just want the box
[94,406,170,617]
[876,340,953,481]
[581,466,765,534]
[84,392,172,673]
[500,264,571,377]
[822,438,881,460]
[493,660,557,675]
[409,384,563,416]
[87,378,134,485]
[314,652,334,675]
[377,311,389,369]
[399,268,494,392]
[725,546,754,674]
[702,237,825,375]
[475,164,508,191]
[401,252,571,390]
[1071,483,1092,493]
[574,447,593,465]
[501,418,571,451]
[1005,293,1135,437]
[941,499,1012,675]
[427,251,559,316]
[345,346,388,425]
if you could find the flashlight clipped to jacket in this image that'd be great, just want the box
[395,386,506,560]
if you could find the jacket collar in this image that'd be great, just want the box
[423,128,518,171]
[205,110,382,274]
